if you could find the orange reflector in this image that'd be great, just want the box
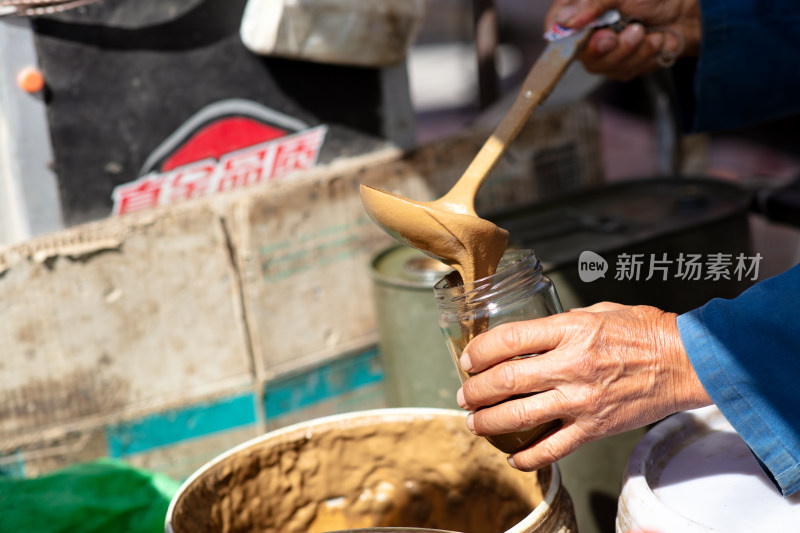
[17,66,45,94]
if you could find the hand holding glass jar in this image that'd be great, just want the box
[455,301,712,471]
[434,249,564,455]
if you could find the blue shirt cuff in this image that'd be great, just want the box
[677,265,800,496]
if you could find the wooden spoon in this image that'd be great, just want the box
[360,26,595,281]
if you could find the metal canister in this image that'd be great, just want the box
[370,245,462,409]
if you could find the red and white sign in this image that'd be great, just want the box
[111,100,327,215]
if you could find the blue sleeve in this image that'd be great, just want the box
[677,265,800,496]
[673,0,800,132]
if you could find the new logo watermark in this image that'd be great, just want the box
[577,251,762,282]
[578,251,608,282]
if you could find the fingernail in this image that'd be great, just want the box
[507,455,517,468]
[466,413,476,433]
[622,24,645,47]
[459,352,472,373]
[456,387,467,409]
[595,36,618,55]
[555,6,578,25]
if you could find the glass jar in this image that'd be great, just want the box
[433,249,563,454]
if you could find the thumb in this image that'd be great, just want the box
[547,0,619,29]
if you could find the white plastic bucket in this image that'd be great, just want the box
[166,408,577,533]
[617,406,800,532]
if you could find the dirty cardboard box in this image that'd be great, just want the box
[0,102,602,479]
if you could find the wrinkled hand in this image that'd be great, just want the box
[456,303,712,471]
[544,0,702,80]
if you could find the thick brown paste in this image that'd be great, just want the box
[171,414,544,532]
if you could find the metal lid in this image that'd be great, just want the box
[371,245,452,289]
[490,177,751,268]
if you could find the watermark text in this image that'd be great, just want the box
[578,252,762,282]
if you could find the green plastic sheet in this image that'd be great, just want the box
[0,459,180,533]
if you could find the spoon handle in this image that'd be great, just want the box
[444,26,595,211]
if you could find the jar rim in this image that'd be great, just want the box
[432,249,544,315]
[432,249,539,293]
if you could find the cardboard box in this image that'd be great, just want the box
[0,102,603,478]
[0,205,253,444]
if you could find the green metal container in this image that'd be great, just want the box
[371,245,462,409]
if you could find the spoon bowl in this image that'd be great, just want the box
[360,183,509,281]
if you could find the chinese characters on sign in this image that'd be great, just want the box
[613,252,762,282]
[111,126,327,215]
